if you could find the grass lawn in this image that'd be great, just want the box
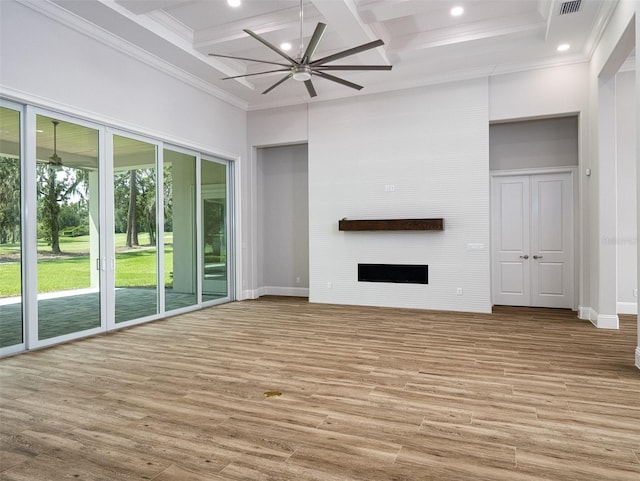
[0,232,163,256]
[0,233,174,297]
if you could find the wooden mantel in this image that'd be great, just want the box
[338,218,444,231]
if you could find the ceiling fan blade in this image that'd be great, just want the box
[262,73,293,94]
[244,29,299,65]
[302,22,327,63]
[310,39,384,66]
[304,79,317,98]
[314,71,363,91]
[222,68,291,80]
[314,65,392,71]
[208,53,290,67]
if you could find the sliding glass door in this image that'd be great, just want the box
[0,104,23,351]
[1,103,236,355]
[201,158,231,302]
[164,148,197,312]
[112,134,159,323]
[35,114,102,341]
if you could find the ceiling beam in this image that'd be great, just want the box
[114,0,192,15]
[390,13,545,53]
[193,6,314,50]
[309,0,389,65]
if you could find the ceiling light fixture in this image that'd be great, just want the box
[451,6,464,16]
[557,43,570,52]
[292,65,311,82]
[227,0,241,7]
[280,42,292,51]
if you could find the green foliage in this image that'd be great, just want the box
[0,156,21,245]
[37,164,85,253]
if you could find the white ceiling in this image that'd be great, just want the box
[47,0,622,110]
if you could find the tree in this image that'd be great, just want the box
[137,169,156,246]
[125,169,139,247]
[37,164,82,254]
[0,156,21,245]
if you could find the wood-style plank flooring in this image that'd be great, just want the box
[1,297,639,480]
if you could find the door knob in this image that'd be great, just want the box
[519,255,529,259]
[533,255,543,259]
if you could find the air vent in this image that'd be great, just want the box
[559,0,582,15]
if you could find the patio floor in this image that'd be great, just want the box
[0,288,225,348]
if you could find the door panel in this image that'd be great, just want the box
[0,105,23,350]
[201,159,229,302]
[492,176,530,306]
[112,135,158,323]
[530,173,573,308]
[35,115,102,340]
[164,148,197,312]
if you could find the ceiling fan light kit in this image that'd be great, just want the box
[209,0,392,98]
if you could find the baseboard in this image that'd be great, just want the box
[595,313,619,329]
[636,347,640,370]
[581,306,619,329]
[578,306,591,321]
[240,289,260,300]
[616,302,637,315]
[262,286,309,297]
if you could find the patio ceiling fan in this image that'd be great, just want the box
[208,0,392,97]
[48,120,63,166]
[36,120,63,167]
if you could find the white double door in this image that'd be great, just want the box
[491,171,575,308]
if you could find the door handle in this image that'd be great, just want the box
[533,255,543,259]
[519,255,529,259]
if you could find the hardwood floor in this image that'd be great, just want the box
[1,297,639,480]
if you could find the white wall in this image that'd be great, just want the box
[257,144,309,296]
[616,69,637,313]
[308,79,491,312]
[247,67,591,314]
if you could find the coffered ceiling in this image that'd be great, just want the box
[40,0,622,110]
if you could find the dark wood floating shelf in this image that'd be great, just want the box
[338,218,444,231]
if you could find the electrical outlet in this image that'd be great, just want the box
[327,281,333,288]
[456,288,463,296]
[296,277,301,284]
[634,289,637,298]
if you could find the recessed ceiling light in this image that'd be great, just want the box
[557,43,570,52]
[280,42,292,51]
[227,0,241,7]
[451,6,464,16]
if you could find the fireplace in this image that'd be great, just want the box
[358,264,428,284]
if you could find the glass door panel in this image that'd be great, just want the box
[35,115,101,340]
[201,159,228,302]
[113,135,158,323]
[164,148,197,311]
[0,106,23,348]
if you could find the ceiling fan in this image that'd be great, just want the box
[36,120,63,167]
[48,120,63,166]
[208,0,392,97]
